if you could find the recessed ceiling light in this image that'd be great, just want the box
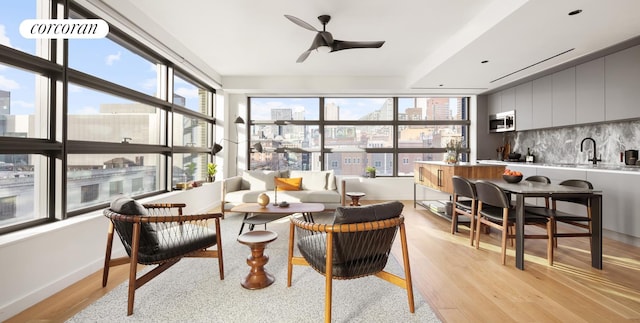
[568,9,582,16]
[481,60,489,64]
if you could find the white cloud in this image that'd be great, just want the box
[0,75,20,90]
[0,25,12,47]
[105,52,122,66]
[174,87,198,98]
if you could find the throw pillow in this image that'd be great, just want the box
[332,201,404,224]
[275,177,302,191]
[109,196,159,254]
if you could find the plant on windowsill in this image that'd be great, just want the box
[445,139,463,164]
[207,162,217,182]
[365,166,376,178]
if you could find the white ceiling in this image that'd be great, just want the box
[89,0,640,95]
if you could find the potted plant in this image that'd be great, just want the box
[365,166,376,178]
[445,139,463,164]
[207,162,217,182]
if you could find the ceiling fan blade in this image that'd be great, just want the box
[296,50,313,63]
[330,40,385,52]
[284,14,318,32]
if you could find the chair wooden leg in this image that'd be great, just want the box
[127,223,142,316]
[399,224,415,313]
[324,233,334,323]
[215,218,224,280]
[501,209,508,265]
[450,210,458,234]
[469,213,475,247]
[102,221,115,287]
[547,219,554,266]
[287,222,295,287]
[500,223,508,265]
[475,209,483,249]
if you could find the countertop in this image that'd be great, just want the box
[415,161,506,167]
[477,160,640,174]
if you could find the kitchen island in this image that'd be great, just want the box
[413,161,505,220]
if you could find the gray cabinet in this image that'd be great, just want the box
[587,172,640,238]
[532,75,553,129]
[576,58,605,123]
[605,44,640,121]
[488,92,501,116]
[515,82,533,130]
[552,67,576,126]
[501,88,515,112]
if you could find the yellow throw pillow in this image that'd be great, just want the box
[275,177,302,191]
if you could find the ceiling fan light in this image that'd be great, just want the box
[317,46,331,53]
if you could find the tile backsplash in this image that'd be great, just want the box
[511,119,640,164]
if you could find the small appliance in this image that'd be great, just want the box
[489,110,515,133]
[625,150,638,165]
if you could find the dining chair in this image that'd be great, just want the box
[450,176,478,246]
[524,175,551,208]
[474,180,554,266]
[528,179,594,250]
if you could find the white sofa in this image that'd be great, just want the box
[221,170,344,217]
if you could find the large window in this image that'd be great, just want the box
[0,1,217,234]
[248,97,470,176]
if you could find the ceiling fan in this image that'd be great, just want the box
[284,14,385,63]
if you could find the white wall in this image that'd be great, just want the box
[0,182,221,321]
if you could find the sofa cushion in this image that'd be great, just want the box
[333,201,404,224]
[290,170,331,190]
[242,170,279,190]
[297,190,341,204]
[275,177,302,191]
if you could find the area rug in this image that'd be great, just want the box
[68,212,440,323]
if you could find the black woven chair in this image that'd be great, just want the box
[451,176,478,246]
[474,181,554,266]
[287,201,414,323]
[102,196,224,315]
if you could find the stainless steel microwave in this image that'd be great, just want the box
[489,110,515,133]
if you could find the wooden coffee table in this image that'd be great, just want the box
[231,203,325,235]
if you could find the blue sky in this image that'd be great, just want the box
[0,1,200,115]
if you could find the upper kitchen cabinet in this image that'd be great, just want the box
[515,82,533,130]
[552,67,576,127]
[605,44,640,121]
[501,88,515,112]
[576,57,605,124]
[488,92,501,116]
[532,75,553,129]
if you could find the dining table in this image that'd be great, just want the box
[481,179,603,270]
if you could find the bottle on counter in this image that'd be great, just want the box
[526,147,535,163]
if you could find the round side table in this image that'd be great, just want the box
[346,192,366,206]
[237,230,278,289]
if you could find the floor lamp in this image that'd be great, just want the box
[212,116,245,175]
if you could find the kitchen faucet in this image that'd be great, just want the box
[580,137,601,165]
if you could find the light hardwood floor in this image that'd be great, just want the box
[7,200,640,322]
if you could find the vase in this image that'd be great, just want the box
[257,192,270,208]
[446,150,458,164]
